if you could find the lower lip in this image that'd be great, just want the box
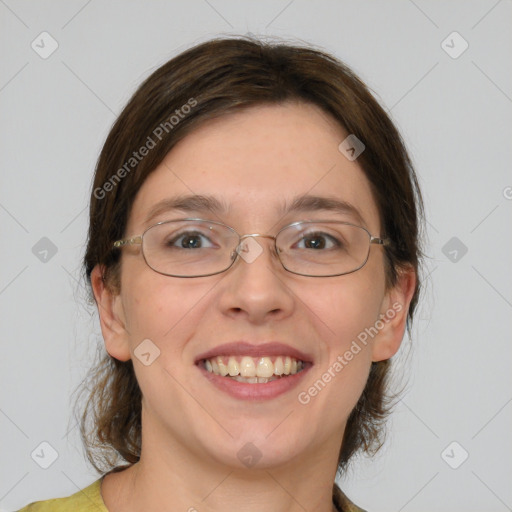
[196,362,312,401]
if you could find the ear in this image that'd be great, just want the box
[372,266,416,362]
[90,264,131,362]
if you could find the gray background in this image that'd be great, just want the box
[1,1,511,510]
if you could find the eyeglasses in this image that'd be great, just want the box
[113,218,390,278]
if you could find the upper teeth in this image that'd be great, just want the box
[204,356,304,377]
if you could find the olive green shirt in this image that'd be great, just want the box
[18,477,366,511]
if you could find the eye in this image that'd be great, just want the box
[294,231,341,250]
[166,230,216,249]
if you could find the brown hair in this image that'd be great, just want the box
[76,36,423,477]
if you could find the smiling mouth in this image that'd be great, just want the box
[199,355,307,384]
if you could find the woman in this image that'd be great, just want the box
[19,36,422,511]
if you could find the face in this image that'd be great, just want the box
[93,102,413,472]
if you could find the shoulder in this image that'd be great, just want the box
[333,483,367,512]
[16,477,107,512]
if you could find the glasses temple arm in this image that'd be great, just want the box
[113,236,143,248]
[370,236,391,246]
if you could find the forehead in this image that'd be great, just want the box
[128,102,381,233]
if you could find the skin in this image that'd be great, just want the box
[91,102,416,512]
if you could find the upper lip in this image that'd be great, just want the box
[195,341,314,364]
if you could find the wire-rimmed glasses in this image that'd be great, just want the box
[113,218,390,278]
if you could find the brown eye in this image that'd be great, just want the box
[295,231,341,250]
[164,230,217,250]
[167,231,211,249]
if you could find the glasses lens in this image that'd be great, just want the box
[142,220,238,277]
[277,222,371,276]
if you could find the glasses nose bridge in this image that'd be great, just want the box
[236,232,280,260]
[239,233,276,242]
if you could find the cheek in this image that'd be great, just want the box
[300,282,379,424]
[121,263,214,362]
[302,268,385,406]
[120,263,183,343]
[311,271,385,349]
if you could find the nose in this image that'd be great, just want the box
[217,234,295,324]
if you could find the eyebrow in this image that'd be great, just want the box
[144,195,231,225]
[281,194,366,226]
[144,193,366,227]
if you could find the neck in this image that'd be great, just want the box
[101,407,342,512]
